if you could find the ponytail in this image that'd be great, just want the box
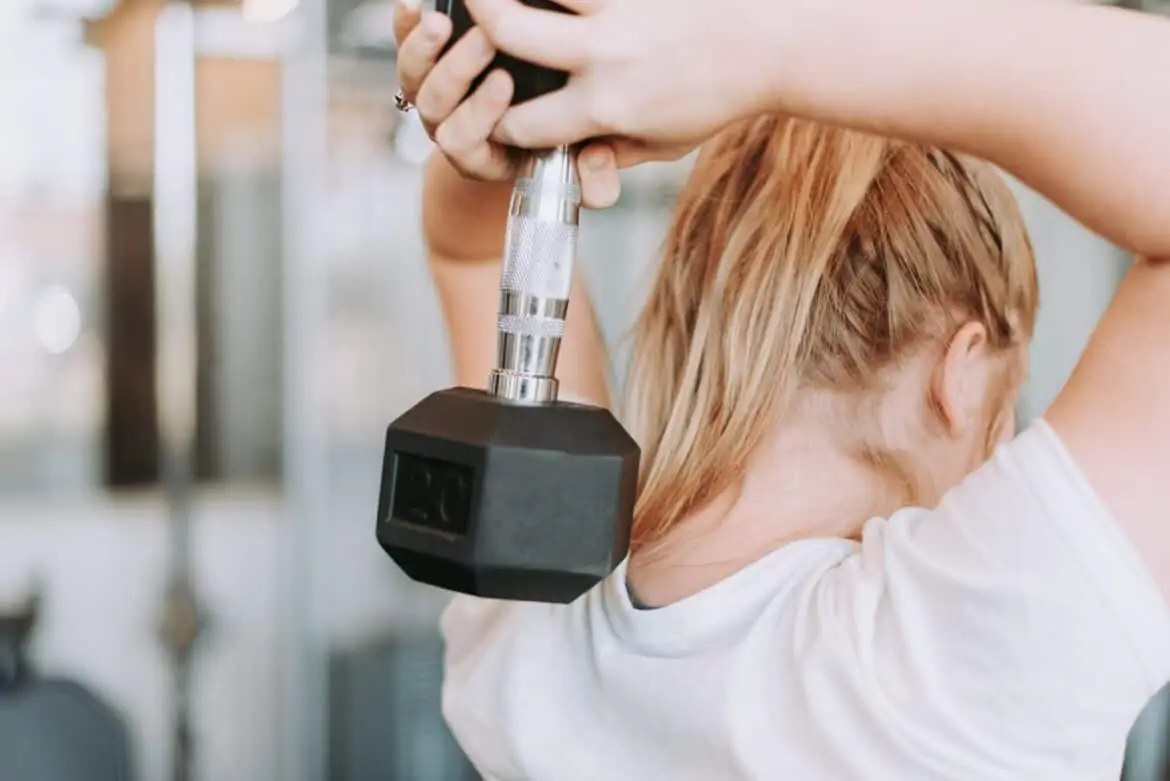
[624,116,1036,556]
[626,117,888,555]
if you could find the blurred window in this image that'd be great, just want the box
[0,1,108,496]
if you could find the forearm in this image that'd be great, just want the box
[421,152,513,261]
[771,0,1170,257]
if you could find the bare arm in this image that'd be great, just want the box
[422,152,612,404]
[773,0,1170,259]
[771,0,1170,593]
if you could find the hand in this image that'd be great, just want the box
[394,0,624,208]
[463,0,786,167]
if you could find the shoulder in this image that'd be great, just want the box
[863,420,1126,551]
[813,422,1170,771]
[440,595,526,674]
[441,591,597,671]
[440,593,604,778]
[850,421,1166,649]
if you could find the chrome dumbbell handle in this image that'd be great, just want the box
[487,145,581,404]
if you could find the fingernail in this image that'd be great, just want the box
[582,174,621,210]
[398,0,420,9]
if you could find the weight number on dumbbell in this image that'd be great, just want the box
[390,453,473,536]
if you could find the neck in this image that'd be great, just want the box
[628,410,907,607]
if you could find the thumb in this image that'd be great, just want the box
[577,143,621,209]
[493,87,599,150]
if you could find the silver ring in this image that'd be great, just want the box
[394,88,414,113]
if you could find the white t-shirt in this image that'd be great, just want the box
[440,421,1170,780]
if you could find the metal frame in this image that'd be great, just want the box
[152,5,206,781]
[279,0,331,778]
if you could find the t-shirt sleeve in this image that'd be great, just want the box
[811,420,1170,777]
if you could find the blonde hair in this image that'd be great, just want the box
[625,116,1038,554]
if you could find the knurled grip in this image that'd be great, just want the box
[488,146,580,403]
[500,215,578,305]
[496,147,581,339]
[496,312,567,339]
[486,146,577,402]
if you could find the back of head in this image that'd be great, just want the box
[626,115,1038,554]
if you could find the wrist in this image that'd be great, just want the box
[733,0,865,114]
[422,152,515,261]
[750,0,919,117]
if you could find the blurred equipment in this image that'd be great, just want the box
[376,144,640,604]
[0,592,135,781]
[328,634,477,781]
[1125,688,1170,781]
[152,5,208,781]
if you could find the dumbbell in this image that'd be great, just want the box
[375,1,640,604]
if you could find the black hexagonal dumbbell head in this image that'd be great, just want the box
[376,388,641,604]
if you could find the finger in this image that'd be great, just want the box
[397,12,452,100]
[576,143,622,209]
[464,0,594,71]
[416,27,498,127]
[435,70,518,180]
[434,70,513,164]
[493,86,600,149]
[393,0,422,46]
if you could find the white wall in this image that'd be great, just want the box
[1007,181,1127,420]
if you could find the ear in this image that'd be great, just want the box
[930,321,992,437]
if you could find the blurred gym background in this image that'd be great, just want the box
[0,0,1167,779]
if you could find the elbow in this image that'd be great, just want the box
[1140,228,1170,263]
[1095,182,1170,259]
[1121,218,1170,261]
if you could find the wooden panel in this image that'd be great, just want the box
[100,2,160,197]
[195,58,282,173]
[96,4,283,191]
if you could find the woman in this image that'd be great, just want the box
[393,0,1170,778]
